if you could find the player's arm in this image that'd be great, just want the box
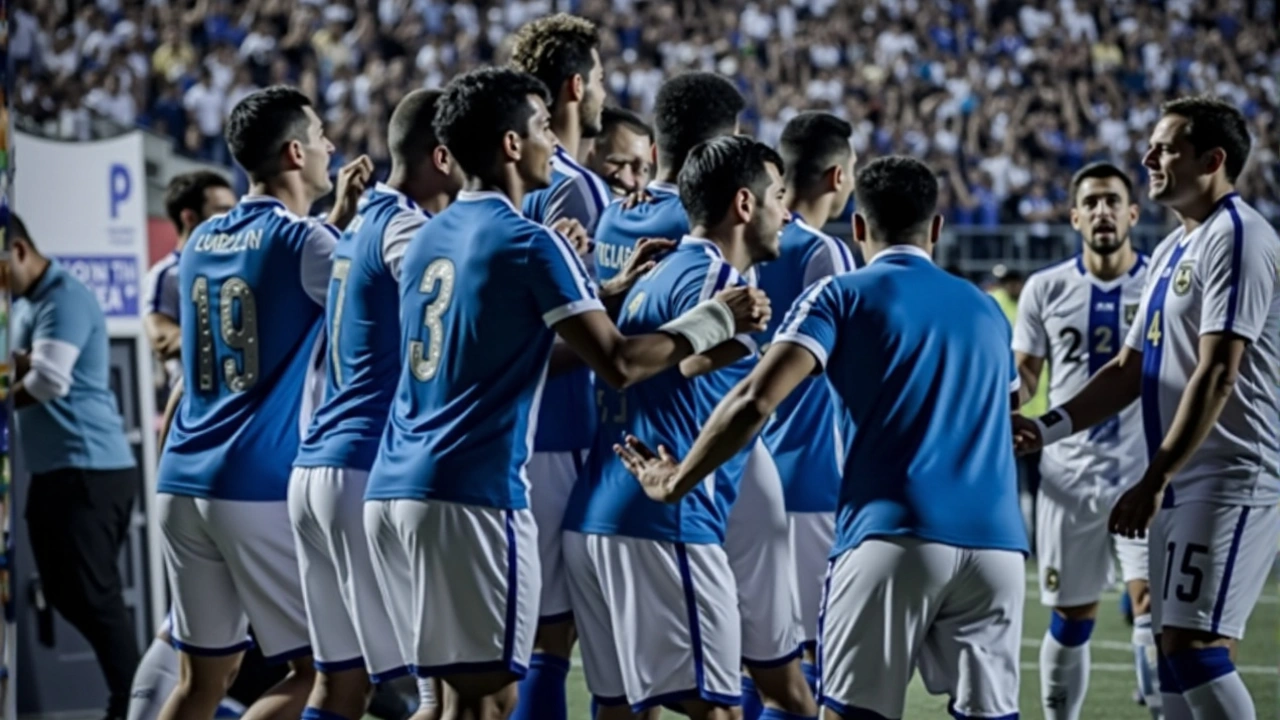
[1028,344,1144,447]
[144,312,181,361]
[141,263,182,360]
[298,221,341,307]
[1014,352,1045,407]
[678,338,753,378]
[12,300,90,410]
[158,377,184,453]
[1009,276,1048,406]
[598,238,677,318]
[325,155,374,230]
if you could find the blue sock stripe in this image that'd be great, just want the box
[1169,647,1235,691]
[1048,613,1095,647]
[1158,653,1184,694]
[758,709,820,720]
[301,709,350,720]
[529,652,571,672]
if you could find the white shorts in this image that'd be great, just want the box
[563,531,741,712]
[789,512,835,646]
[363,499,539,677]
[158,494,309,661]
[724,440,803,666]
[818,537,1025,720]
[527,450,584,623]
[1149,500,1280,640]
[1036,490,1149,608]
[288,466,407,680]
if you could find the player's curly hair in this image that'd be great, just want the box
[854,156,939,243]
[433,68,551,179]
[653,72,745,175]
[224,86,313,180]
[678,135,784,228]
[507,14,599,111]
[1161,96,1251,183]
[164,171,232,232]
[779,112,853,191]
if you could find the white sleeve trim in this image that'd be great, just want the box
[26,338,80,401]
[543,298,607,327]
[773,333,829,369]
[300,221,340,306]
[1009,376,1022,393]
[382,211,427,282]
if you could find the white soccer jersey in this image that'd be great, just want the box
[1014,254,1150,495]
[1124,192,1280,507]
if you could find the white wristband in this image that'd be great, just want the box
[659,298,736,355]
[1032,407,1075,446]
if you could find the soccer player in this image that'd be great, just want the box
[617,156,1029,720]
[754,111,858,699]
[506,17,613,719]
[594,72,812,720]
[154,86,370,720]
[585,106,654,198]
[1012,162,1158,719]
[1018,96,1280,720]
[562,135,795,720]
[361,67,768,720]
[289,88,461,720]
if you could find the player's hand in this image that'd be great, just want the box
[620,187,655,210]
[615,237,675,285]
[614,434,683,503]
[716,286,771,334]
[550,218,593,256]
[1108,474,1165,539]
[1011,414,1043,456]
[328,155,375,229]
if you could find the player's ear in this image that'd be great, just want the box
[569,74,585,104]
[1202,147,1227,176]
[502,130,522,163]
[432,145,452,176]
[283,138,305,171]
[928,213,944,249]
[1127,201,1139,226]
[649,142,658,167]
[1069,205,1082,233]
[180,208,199,234]
[828,164,843,193]
[852,212,867,244]
[734,187,754,222]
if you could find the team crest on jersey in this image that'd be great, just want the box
[627,291,647,319]
[1173,261,1194,296]
[1124,303,1139,325]
[1045,567,1060,591]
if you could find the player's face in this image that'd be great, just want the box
[1071,176,1136,256]
[579,49,607,139]
[201,186,238,221]
[300,107,335,198]
[518,94,557,191]
[1142,114,1208,208]
[590,125,652,196]
[747,162,787,262]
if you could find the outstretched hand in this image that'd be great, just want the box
[613,434,683,503]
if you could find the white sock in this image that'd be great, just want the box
[1040,629,1090,720]
[1132,615,1162,717]
[1184,672,1255,720]
[127,638,179,720]
[417,677,436,709]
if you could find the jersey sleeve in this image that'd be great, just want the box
[142,259,180,319]
[541,175,607,236]
[1198,211,1278,342]
[526,226,606,326]
[672,257,758,355]
[382,210,428,282]
[773,276,840,369]
[1010,275,1048,357]
[1124,289,1151,351]
[801,235,857,287]
[299,220,341,307]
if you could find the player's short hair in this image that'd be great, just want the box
[854,156,939,243]
[164,170,232,230]
[600,106,653,141]
[9,212,33,249]
[389,89,446,169]
[678,135,784,228]
[778,111,853,191]
[1161,96,1251,183]
[507,14,599,111]
[1069,162,1134,205]
[653,72,745,173]
[433,68,551,179]
[225,86,314,180]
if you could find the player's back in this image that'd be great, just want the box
[295,185,430,472]
[564,238,754,544]
[593,181,689,281]
[160,195,330,501]
[366,190,601,509]
[776,246,1027,557]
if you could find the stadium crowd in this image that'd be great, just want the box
[9,0,1280,230]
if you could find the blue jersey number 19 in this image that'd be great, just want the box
[409,259,456,382]
[192,275,260,393]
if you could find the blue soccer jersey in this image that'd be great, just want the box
[773,244,1028,557]
[563,236,759,544]
[755,216,858,513]
[593,181,690,282]
[295,184,431,471]
[158,195,335,501]
[364,190,604,508]
[523,144,613,453]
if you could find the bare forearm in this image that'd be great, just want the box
[599,278,629,319]
[664,383,771,500]
[1061,356,1141,431]
[604,332,696,388]
[1146,362,1235,485]
[548,341,585,377]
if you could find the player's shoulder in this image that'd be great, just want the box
[145,251,181,281]
[1219,194,1280,247]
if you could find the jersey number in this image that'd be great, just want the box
[1060,326,1114,364]
[192,276,259,393]
[328,259,352,387]
[1146,310,1163,347]
[1162,541,1208,603]
[409,259,456,381]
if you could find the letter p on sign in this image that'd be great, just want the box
[109,163,131,219]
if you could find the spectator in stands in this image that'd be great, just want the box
[9,213,141,720]
[584,106,653,197]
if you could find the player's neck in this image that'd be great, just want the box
[387,167,452,215]
[249,178,312,218]
[174,233,189,253]
[552,112,582,163]
[787,192,835,228]
[462,174,526,210]
[1082,245,1137,281]
[691,226,754,274]
[1174,182,1235,233]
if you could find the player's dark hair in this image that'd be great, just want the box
[1161,96,1252,183]
[1069,162,1134,205]
[678,135,784,228]
[854,156,939,244]
[9,212,33,250]
[507,13,599,111]
[164,170,232,231]
[779,112,853,191]
[653,72,745,174]
[224,85,315,180]
[600,106,653,141]
[389,89,446,169]
[434,68,551,179]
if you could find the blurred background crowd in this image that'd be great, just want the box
[9,0,1280,231]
